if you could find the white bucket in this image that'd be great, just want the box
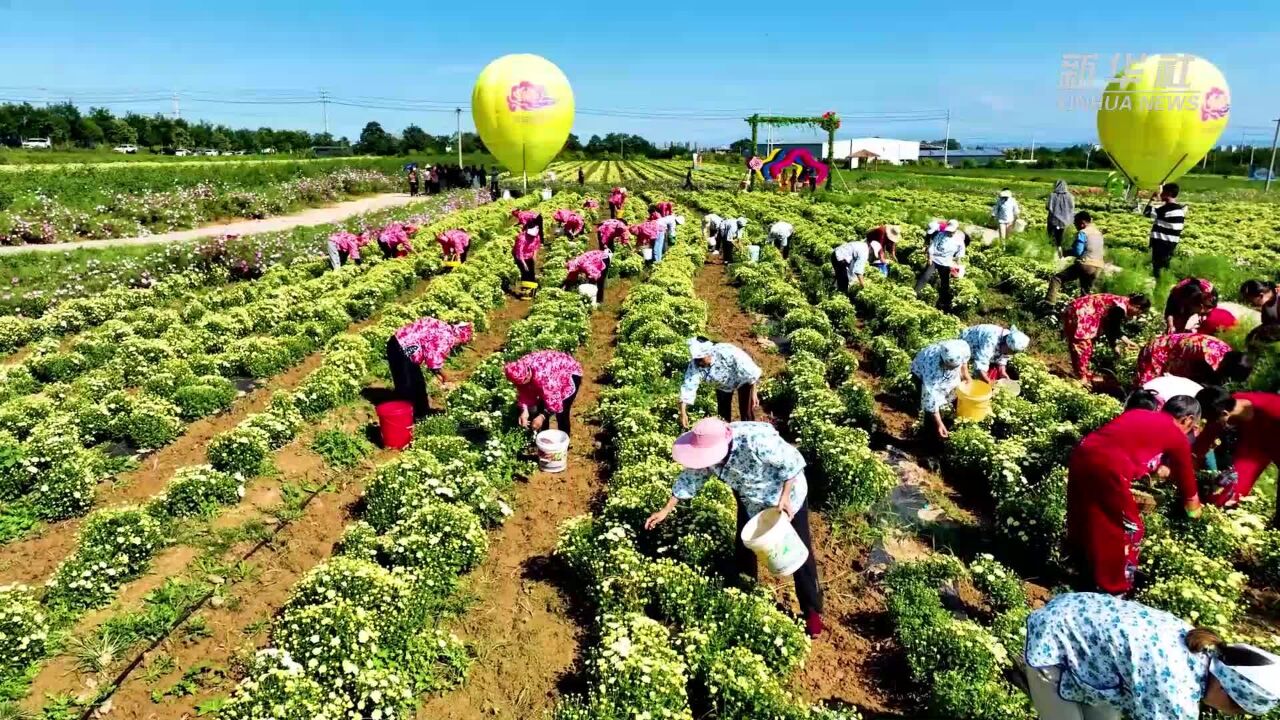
[707,236,717,249]
[541,188,553,200]
[641,247,654,261]
[740,507,809,577]
[535,430,569,473]
[577,283,598,306]
[747,245,761,262]
[1013,218,1028,233]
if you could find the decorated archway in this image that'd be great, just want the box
[744,112,840,190]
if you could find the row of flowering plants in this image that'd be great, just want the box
[0,193,550,702]
[552,198,857,719]
[0,201,502,540]
[675,190,897,522]
[0,162,409,246]
[214,195,599,720]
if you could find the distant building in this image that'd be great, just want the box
[918,148,1005,167]
[826,138,921,167]
[754,142,824,159]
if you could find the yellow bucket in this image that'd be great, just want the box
[520,281,539,290]
[443,260,462,269]
[956,380,993,421]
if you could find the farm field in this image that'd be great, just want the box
[1,159,1279,720]
[0,155,490,247]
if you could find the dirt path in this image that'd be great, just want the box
[418,280,633,720]
[0,192,422,255]
[20,298,538,719]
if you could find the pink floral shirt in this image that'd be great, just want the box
[553,209,585,236]
[583,198,600,210]
[608,188,627,209]
[1135,333,1232,385]
[596,220,629,250]
[656,201,674,217]
[394,318,473,370]
[436,229,470,256]
[504,350,583,413]
[329,231,363,261]
[512,209,539,227]
[379,222,416,253]
[566,250,610,282]
[514,227,542,262]
[629,221,660,246]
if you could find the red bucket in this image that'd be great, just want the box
[375,400,414,450]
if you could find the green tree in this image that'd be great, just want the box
[729,138,755,155]
[401,124,429,152]
[106,118,137,145]
[76,118,104,147]
[356,122,395,155]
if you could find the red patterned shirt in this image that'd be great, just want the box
[1135,333,1231,386]
[504,350,583,413]
[394,318,473,370]
[1064,294,1129,342]
[514,227,542,262]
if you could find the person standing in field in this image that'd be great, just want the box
[913,220,965,312]
[679,338,762,428]
[1046,179,1075,252]
[407,166,420,197]
[1022,593,1280,719]
[386,318,473,418]
[683,167,695,190]
[488,167,500,198]
[577,166,585,185]
[645,417,826,638]
[511,210,543,294]
[504,350,583,434]
[1060,293,1151,383]
[992,188,1021,243]
[1046,211,1105,302]
[1144,182,1186,279]
[1067,397,1203,595]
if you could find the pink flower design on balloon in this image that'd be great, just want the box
[1201,87,1230,122]
[748,157,764,171]
[507,81,556,112]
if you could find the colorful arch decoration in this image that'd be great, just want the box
[752,147,829,187]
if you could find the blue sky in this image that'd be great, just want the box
[0,0,1276,147]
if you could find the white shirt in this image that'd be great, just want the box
[1142,375,1202,404]
[769,222,794,244]
[927,231,966,268]
[994,197,1020,224]
[833,241,870,276]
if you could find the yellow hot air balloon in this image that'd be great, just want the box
[1097,54,1230,190]
[472,54,574,180]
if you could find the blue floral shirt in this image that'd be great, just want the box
[672,421,807,516]
[961,324,1011,373]
[910,339,970,413]
[679,343,762,405]
[1025,593,1207,720]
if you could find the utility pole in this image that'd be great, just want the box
[620,138,625,160]
[455,108,462,168]
[942,109,951,167]
[171,91,180,120]
[1266,117,1280,192]
[1030,134,1036,162]
[320,90,329,135]
[1085,144,1093,170]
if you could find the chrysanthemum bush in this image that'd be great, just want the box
[46,505,165,612]
[885,555,1034,720]
[149,465,244,519]
[0,584,49,680]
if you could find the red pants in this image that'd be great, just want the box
[1067,445,1144,594]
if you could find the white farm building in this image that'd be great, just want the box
[823,138,921,168]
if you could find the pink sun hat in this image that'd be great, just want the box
[672,417,732,469]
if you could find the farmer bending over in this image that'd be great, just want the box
[679,338,762,429]
[959,324,1029,383]
[504,350,583,435]
[646,418,825,638]
[387,318,473,418]
[910,339,971,439]
[1061,293,1150,383]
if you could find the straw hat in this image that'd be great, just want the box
[885,225,902,242]
[672,417,733,469]
[999,190,1013,198]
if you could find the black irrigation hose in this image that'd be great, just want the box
[78,482,334,720]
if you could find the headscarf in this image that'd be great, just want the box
[1049,180,1075,227]
[1004,327,1030,353]
[940,341,968,369]
[688,338,715,360]
[503,359,532,385]
[1210,650,1280,716]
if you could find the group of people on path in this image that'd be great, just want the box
[405,164,490,197]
